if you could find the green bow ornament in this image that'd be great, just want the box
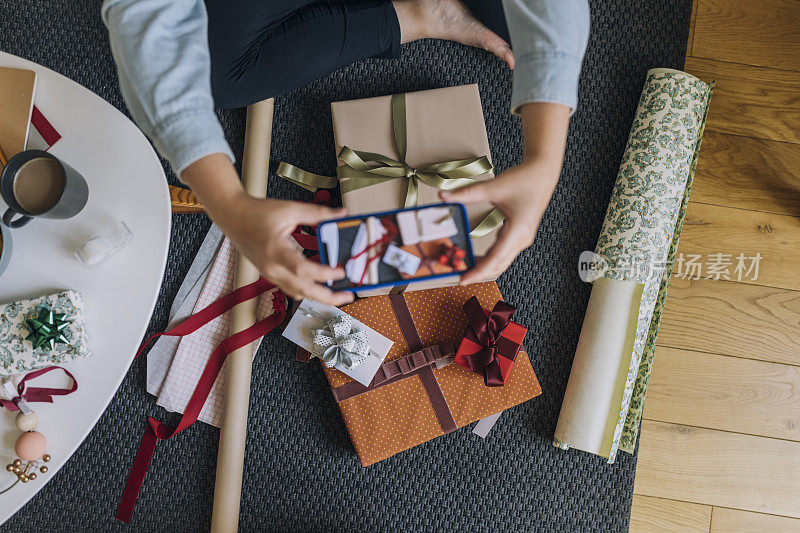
[24,307,71,351]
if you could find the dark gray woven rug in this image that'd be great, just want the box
[0,1,690,531]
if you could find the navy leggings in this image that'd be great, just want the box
[205,0,509,109]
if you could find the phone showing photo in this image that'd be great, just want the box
[317,203,475,292]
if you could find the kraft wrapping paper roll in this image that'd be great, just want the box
[554,68,713,462]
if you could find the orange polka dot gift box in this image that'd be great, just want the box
[299,281,541,467]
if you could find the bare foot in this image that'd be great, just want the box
[393,0,514,69]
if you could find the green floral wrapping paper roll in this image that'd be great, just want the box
[616,71,713,455]
[0,290,91,375]
[554,68,712,462]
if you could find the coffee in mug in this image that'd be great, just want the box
[12,157,65,214]
[1,150,88,228]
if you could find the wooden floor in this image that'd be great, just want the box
[628,1,800,531]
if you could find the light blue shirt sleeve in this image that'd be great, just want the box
[102,0,234,177]
[502,0,590,114]
[102,0,587,177]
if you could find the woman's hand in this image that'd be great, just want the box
[182,154,354,306]
[440,102,571,285]
[441,158,559,284]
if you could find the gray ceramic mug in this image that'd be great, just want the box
[1,150,89,228]
[0,222,12,278]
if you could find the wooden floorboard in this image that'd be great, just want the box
[629,495,711,533]
[686,0,698,57]
[643,347,800,442]
[634,420,800,519]
[710,507,800,532]
[684,57,800,144]
[675,202,800,291]
[692,131,800,216]
[632,1,800,530]
[658,277,800,366]
[693,0,800,72]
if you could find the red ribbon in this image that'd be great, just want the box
[460,296,517,387]
[116,277,286,523]
[0,366,77,412]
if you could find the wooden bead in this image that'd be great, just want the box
[15,411,38,432]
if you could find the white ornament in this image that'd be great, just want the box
[15,411,39,432]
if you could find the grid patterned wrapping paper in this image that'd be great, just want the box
[156,239,279,427]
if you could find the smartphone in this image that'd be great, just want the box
[317,203,476,292]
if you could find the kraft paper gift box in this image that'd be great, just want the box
[299,282,541,466]
[330,84,501,294]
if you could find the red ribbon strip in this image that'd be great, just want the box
[460,296,517,387]
[116,277,286,523]
[387,293,457,433]
[0,366,78,412]
[31,106,62,148]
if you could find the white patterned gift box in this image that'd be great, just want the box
[0,290,91,376]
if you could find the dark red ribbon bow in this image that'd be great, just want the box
[461,296,517,387]
[0,366,78,412]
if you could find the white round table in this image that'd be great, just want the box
[0,52,171,523]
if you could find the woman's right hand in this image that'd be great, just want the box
[181,153,354,307]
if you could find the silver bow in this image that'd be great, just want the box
[310,315,370,369]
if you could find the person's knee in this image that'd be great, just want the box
[210,68,246,109]
[210,49,279,109]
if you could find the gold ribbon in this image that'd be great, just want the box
[277,93,504,238]
[275,161,337,193]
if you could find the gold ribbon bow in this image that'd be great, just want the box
[276,93,504,239]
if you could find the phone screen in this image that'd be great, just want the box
[317,203,475,291]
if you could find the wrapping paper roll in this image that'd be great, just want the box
[554,68,713,462]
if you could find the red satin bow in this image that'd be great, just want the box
[0,366,78,412]
[461,296,517,387]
